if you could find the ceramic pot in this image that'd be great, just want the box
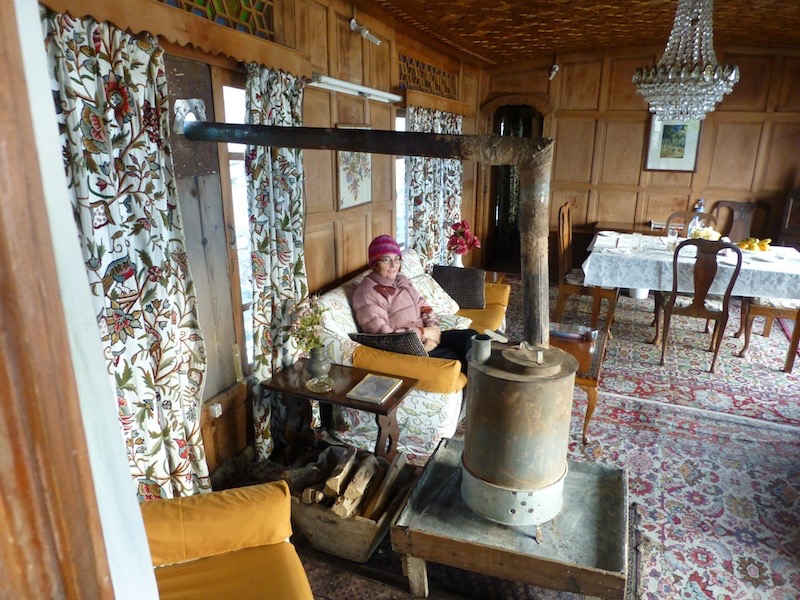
[450,253,465,268]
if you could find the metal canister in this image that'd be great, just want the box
[461,342,578,525]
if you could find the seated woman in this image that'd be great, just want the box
[352,235,477,371]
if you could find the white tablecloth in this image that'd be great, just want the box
[582,232,800,299]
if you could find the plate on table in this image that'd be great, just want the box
[597,231,618,237]
[748,252,783,262]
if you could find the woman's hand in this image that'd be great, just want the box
[423,338,439,352]
[422,326,441,344]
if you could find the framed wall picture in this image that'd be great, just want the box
[337,124,372,209]
[645,117,701,172]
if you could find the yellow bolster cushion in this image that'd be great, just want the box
[484,282,511,307]
[140,480,293,567]
[353,345,466,393]
[457,303,507,332]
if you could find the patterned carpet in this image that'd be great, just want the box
[291,279,800,599]
[504,277,800,426]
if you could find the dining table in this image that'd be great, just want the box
[582,231,800,300]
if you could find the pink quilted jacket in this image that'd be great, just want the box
[352,272,438,337]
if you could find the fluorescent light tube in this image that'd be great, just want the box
[308,73,402,104]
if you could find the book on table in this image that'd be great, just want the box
[346,373,403,404]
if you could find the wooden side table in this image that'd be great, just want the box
[263,361,418,462]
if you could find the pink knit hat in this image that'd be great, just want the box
[368,235,402,267]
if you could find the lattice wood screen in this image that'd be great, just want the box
[399,54,458,100]
[160,0,274,40]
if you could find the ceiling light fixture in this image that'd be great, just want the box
[307,73,402,104]
[632,0,739,120]
[350,18,381,46]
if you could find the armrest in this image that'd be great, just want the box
[353,345,467,393]
[140,480,293,567]
[485,282,511,307]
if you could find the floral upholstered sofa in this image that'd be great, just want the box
[317,249,510,464]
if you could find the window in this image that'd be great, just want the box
[221,84,254,367]
[395,113,407,248]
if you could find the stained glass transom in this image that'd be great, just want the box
[160,0,274,40]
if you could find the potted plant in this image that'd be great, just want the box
[447,219,481,267]
[290,296,332,392]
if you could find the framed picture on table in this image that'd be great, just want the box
[644,117,701,172]
[337,124,372,209]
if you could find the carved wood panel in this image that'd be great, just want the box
[296,0,329,72]
[707,121,763,190]
[601,120,646,185]
[559,59,602,110]
[553,119,596,183]
[763,122,800,191]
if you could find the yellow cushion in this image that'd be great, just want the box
[153,541,313,600]
[140,481,293,567]
[353,345,466,393]
[457,303,507,332]
[484,282,511,307]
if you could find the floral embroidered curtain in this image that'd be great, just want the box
[406,107,463,268]
[44,11,210,499]
[244,64,311,460]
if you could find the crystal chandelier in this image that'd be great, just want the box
[632,0,739,120]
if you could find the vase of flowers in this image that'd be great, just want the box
[447,219,481,267]
[289,296,333,392]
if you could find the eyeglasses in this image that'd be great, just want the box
[378,256,402,265]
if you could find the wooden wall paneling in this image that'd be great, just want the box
[490,69,550,97]
[600,120,647,185]
[706,121,763,190]
[304,88,336,213]
[587,118,606,221]
[463,73,479,108]
[273,0,297,49]
[367,29,392,91]
[371,211,394,240]
[649,171,694,189]
[777,56,800,112]
[596,190,639,224]
[552,119,597,183]
[305,222,338,291]
[340,217,369,275]
[337,94,367,125]
[762,122,800,191]
[551,190,590,227]
[200,381,248,473]
[717,54,774,112]
[176,175,238,398]
[335,10,364,82]
[558,59,602,110]
[608,56,653,111]
[297,0,329,73]
[370,103,393,203]
[643,193,692,222]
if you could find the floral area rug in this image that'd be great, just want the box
[569,393,800,600]
[503,276,800,426]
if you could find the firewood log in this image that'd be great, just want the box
[331,455,379,518]
[322,446,358,497]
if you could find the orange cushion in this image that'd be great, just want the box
[353,345,466,393]
[153,541,313,600]
[484,282,511,307]
[140,481,293,567]
[457,303,507,332]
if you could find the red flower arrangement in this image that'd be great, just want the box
[447,220,481,255]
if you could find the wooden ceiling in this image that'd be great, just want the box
[351,0,800,67]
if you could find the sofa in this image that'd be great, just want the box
[139,481,313,600]
[317,249,510,463]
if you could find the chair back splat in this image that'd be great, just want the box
[665,211,718,235]
[658,239,742,373]
[711,200,770,242]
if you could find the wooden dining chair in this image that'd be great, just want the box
[665,211,718,235]
[656,239,743,373]
[710,200,770,243]
[734,297,800,373]
[553,202,619,337]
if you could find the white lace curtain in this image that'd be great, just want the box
[406,107,463,268]
[244,64,313,460]
[45,11,210,499]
